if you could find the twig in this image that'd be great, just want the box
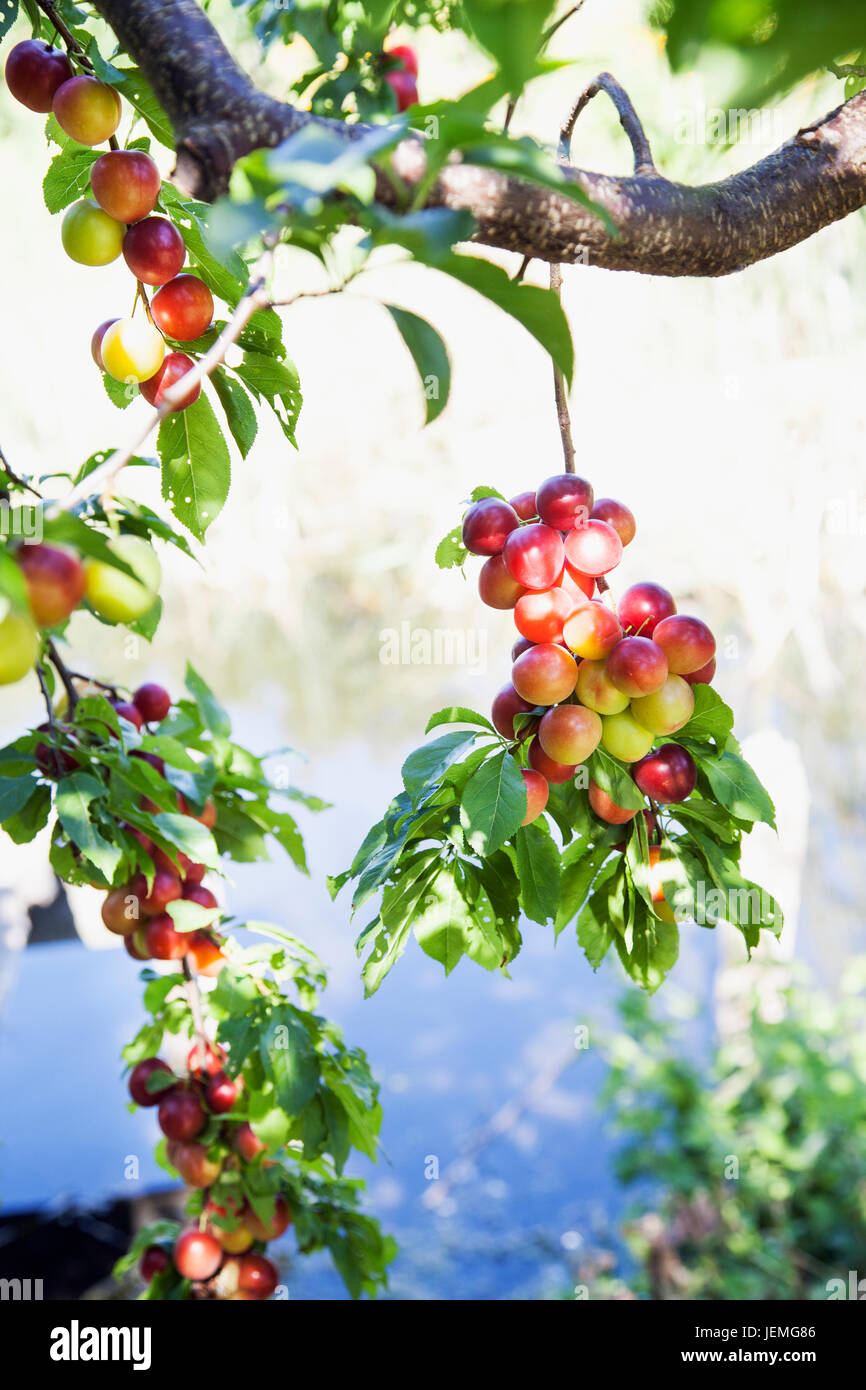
[0,444,43,499]
[45,639,79,714]
[182,956,212,1071]
[549,263,575,474]
[502,2,584,134]
[560,72,657,176]
[64,669,119,697]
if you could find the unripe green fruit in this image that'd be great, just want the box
[101,318,165,383]
[600,709,655,763]
[84,535,161,624]
[0,607,40,684]
[61,199,124,266]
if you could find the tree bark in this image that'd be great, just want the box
[92,0,866,278]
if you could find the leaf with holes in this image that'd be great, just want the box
[158,393,231,539]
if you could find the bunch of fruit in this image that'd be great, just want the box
[129,1044,287,1300]
[77,679,226,975]
[4,39,213,410]
[0,535,162,687]
[383,42,418,111]
[463,473,716,831]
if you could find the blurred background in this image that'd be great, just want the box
[1,0,865,1299]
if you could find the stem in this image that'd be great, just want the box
[182,955,211,1071]
[0,444,43,499]
[45,639,79,714]
[560,72,657,176]
[549,263,575,473]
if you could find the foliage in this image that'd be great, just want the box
[602,960,866,1298]
[652,0,866,104]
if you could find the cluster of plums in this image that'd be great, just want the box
[4,39,213,410]
[0,536,162,688]
[463,474,716,835]
[383,42,418,111]
[130,1044,287,1299]
[85,681,226,975]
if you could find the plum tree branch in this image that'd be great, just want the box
[88,0,866,278]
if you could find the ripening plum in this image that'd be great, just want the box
[632,744,697,803]
[617,582,676,637]
[564,518,622,577]
[100,317,165,384]
[53,76,121,145]
[606,637,668,698]
[511,643,577,706]
[61,199,124,266]
[151,274,214,341]
[535,473,593,531]
[491,683,538,741]
[478,554,525,610]
[173,1228,222,1281]
[508,490,537,521]
[122,216,186,286]
[503,524,565,591]
[84,534,161,624]
[461,497,520,556]
[588,780,638,825]
[600,710,655,763]
[590,498,635,546]
[520,769,549,826]
[538,704,602,765]
[16,543,86,627]
[139,352,200,411]
[513,587,575,644]
[652,615,716,675]
[158,1087,206,1141]
[90,149,161,224]
[4,40,73,112]
[682,656,716,686]
[562,602,622,660]
[528,738,576,784]
[630,674,694,736]
[128,1056,175,1107]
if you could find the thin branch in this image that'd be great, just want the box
[45,639,79,714]
[549,263,575,475]
[502,3,583,135]
[560,71,657,175]
[182,955,212,1072]
[0,444,43,499]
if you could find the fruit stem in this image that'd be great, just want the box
[549,263,575,474]
[36,1,94,74]
[182,955,212,1077]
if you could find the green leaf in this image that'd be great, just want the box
[42,144,98,213]
[158,392,231,539]
[437,253,574,384]
[0,3,18,44]
[210,370,258,458]
[514,822,560,924]
[587,746,645,811]
[555,841,611,938]
[574,860,622,968]
[55,772,122,879]
[0,775,39,822]
[425,706,496,735]
[401,730,479,804]
[259,1006,320,1115]
[385,305,451,425]
[676,684,734,745]
[88,54,174,149]
[235,349,302,445]
[434,525,466,570]
[628,898,680,993]
[462,0,556,94]
[459,749,526,855]
[412,864,471,974]
[696,750,776,828]
[184,662,232,739]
